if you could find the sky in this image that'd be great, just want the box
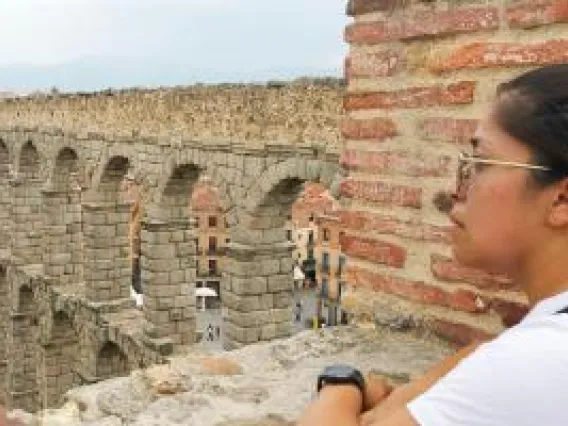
[0,0,348,92]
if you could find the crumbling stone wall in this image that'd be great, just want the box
[342,0,568,344]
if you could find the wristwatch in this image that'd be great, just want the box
[317,364,365,394]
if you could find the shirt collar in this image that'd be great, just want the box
[523,289,568,322]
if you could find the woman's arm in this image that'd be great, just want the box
[361,340,485,425]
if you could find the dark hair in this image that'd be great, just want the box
[495,64,568,186]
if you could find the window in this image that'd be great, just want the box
[338,255,346,276]
[194,238,200,252]
[286,229,293,242]
[208,236,217,252]
[208,259,217,276]
[322,252,330,273]
[323,228,330,242]
[321,278,329,299]
[308,230,314,245]
[195,217,199,228]
[208,216,217,228]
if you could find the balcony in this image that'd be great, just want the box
[321,264,330,274]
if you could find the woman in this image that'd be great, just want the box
[299,64,568,425]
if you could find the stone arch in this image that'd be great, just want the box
[43,147,85,284]
[0,265,7,405]
[96,341,130,380]
[0,138,9,178]
[95,155,130,202]
[161,163,200,221]
[242,158,340,221]
[53,147,81,191]
[0,140,10,249]
[38,310,79,408]
[18,140,40,180]
[222,158,341,349]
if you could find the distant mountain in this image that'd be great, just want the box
[0,57,342,93]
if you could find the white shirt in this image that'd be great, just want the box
[408,290,568,426]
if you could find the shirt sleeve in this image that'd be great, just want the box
[406,320,568,426]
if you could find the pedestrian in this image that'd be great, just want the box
[295,302,302,322]
[206,323,214,341]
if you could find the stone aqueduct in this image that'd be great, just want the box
[0,81,343,411]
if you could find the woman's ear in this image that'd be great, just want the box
[548,178,568,228]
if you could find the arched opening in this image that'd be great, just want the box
[163,164,199,221]
[13,141,42,264]
[39,311,79,408]
[0,139,8,178]
[191,177,227,346]
[43,148,83,284]
[10,285,39,410]
[0,266,7,405]
[0,139,10,249]
[98,156,129,203]
[53,148,79,191]
[96,342,129,380]
[83,155,131,302]
[19,141,40,180]
[224,176,344,349]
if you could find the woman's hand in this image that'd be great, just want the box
[363,373,393,411]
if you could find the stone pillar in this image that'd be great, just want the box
[10,178,43,266]
[0,264,8,405]
[0,176,10,250]
[6,275,39,412]
[223,239,295,350]
[82,202,130,303]
[142,218,196,354]
[41,188,83,285]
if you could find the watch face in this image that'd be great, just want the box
[325,365,354,379]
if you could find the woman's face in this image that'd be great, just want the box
[449,109,550,275]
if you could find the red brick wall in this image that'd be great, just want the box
[342,0,568,346]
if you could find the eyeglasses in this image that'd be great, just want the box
[455,151,552,198]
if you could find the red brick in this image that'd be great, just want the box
[507,0,568,28]
[490,297,529,327]
[429,318,495,346]
[344,82,476,111]
[418,117,479,145]
[346,50,406,79]
[433,40,568,73]
[339,179,422,208]
[346,0,399,16]
[341,235,407,268]
[341,118,398,141]
[340,149,452,177]
[431,254,515,291]
[346,266,485,313]
[339,210,451,244]
[345,7,499,44]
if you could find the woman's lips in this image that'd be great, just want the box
[449,212,465,229]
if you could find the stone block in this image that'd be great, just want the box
[267,275,292,292]
[225,322,261,344]
[273,292,293,309]
[230,310,270,328]
[260,259,280,276]
[260,323,277,340]
[230,276,268,295]
[270,307,292,323]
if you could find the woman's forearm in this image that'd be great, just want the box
[362,341,485,422]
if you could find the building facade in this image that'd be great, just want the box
[191,179,227,309]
